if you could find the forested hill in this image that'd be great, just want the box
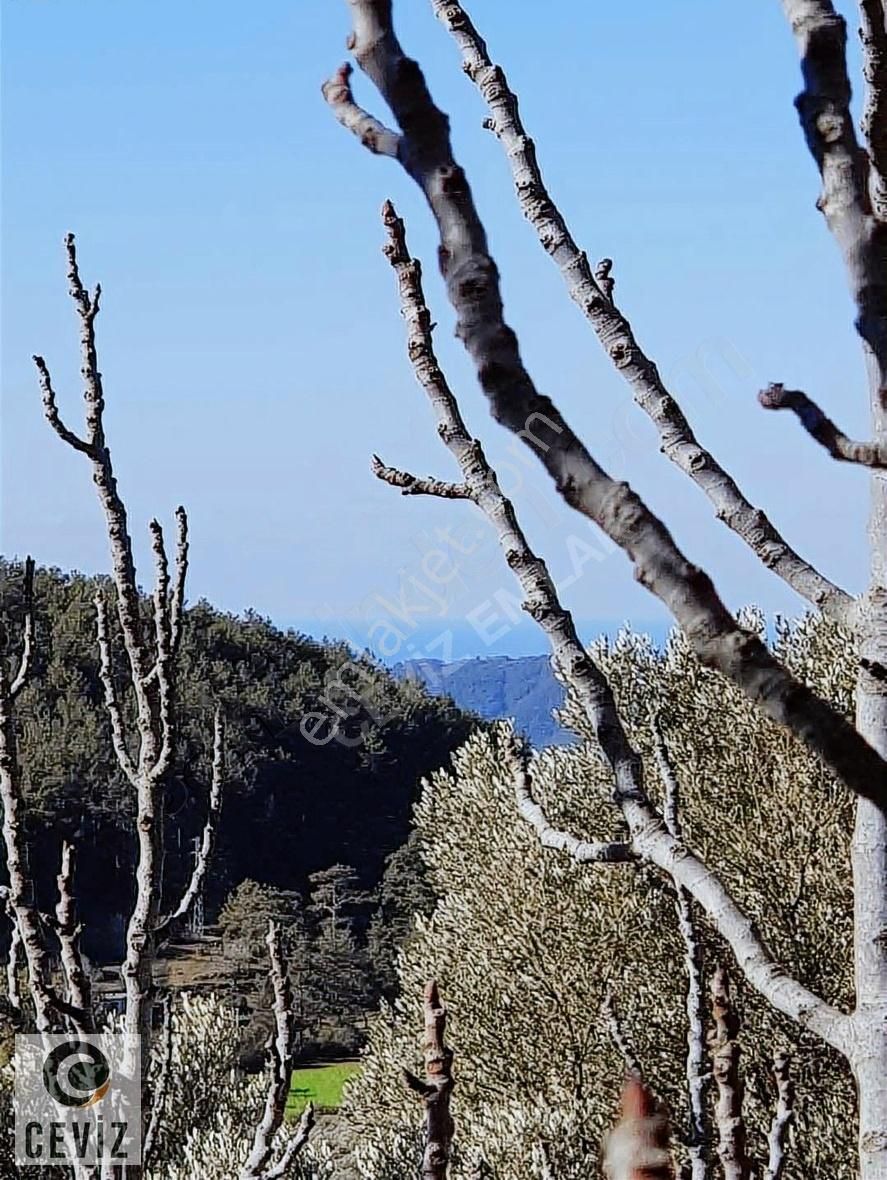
[394,654,571,748]
[0,561,474,962]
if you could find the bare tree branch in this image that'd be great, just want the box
[149,518,176,782]
[373,204,852,1054]
[371,454,474,499]
[653,720,711,1180]
[759,382,887,468]
[764,1051,795,1180]
[240,922,311,1179]
[516,760,636,864]
[326,4,887,812]
[426,0,854,625]
[33,357,95,457]
[9,558,35,700]
[781,2,887,366]
[708,966,750,1180]
[95,590,139,787]
[258,1104,316,1180]
[323,62,401,156]
[54,841,93,1034]
[154,708,225,946]
[860,0,887,221]
[602,991,644,1080]
[402,980,454,1180]
[169,505,189,657]
[0,565,57,1032]
[2,893,23,1016]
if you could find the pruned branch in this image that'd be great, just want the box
[653,720,710,1180]
[604,1076,675,1180]
[708,966,750,1180]
[0,565,57,1033]
[780,2,887,370]
[169,505,189,657]
[515,755,636,864]
[860,0,887,221]
[95,590,139,787]
[764,1051,795,1180]
[759,382,887,468]
[403,980,454,1180]
[373,199,852,1056]
[323,61,401,157]
[9,558,35,700]
[154,708,225,946]
[149,518,176,781]
[327,3,887,813]
[33,357,95,458]
[240,922,310,1179]
[427,0,853,625]
[54,841,93,1034]
[371,454,473,499]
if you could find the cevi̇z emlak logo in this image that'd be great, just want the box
[14,1034,142,1166]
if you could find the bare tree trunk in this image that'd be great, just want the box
[403,981,455,1180]
[776,4,887,1175]
[708,967,749,1180]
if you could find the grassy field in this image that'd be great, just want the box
[286,1062,360,1118]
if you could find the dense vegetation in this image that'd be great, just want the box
[0,560,471,973]
[343,613,856,1180]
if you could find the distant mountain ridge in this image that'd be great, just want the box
[394,654,572,748]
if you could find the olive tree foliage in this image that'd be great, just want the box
[143,994,330,1180]
[341,612,855,1179]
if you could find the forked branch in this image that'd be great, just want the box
[428,0,853,624]
[372,202,851,1055]
[240,923,314,1179]
[325,2,887,811]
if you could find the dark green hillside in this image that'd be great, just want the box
[0,560,474,964]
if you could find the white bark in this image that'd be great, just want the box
[429,0,854,626]
[655,724,711,1180]
[764,1051,794,1180]
[325,1,887,812]
[778,4,887,1174]
[240,922,314,1180]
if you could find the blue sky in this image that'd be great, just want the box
[1,1,871,660]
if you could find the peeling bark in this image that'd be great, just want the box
[403,980,455,1180]
[708,966,750,1180]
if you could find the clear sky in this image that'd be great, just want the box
[0,1,872,660]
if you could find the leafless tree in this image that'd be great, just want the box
[0,238,313,1175]
[323,2,887,1174]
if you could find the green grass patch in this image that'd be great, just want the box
[286,1062,360,1118]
